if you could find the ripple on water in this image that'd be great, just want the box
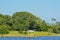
[0,36,60,40]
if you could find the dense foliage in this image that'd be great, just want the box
[0,25,9,34]
[0,11,60,34]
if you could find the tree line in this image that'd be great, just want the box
[0,11,60,34]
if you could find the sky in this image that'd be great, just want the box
[0,0,60,23]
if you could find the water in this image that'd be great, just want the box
[0,36,60,40]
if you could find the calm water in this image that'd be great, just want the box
[0,36,60,40]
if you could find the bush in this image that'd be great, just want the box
[23,32,27,34]
[19,30,23,34]
[0,25,9,34]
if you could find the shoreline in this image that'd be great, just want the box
[0,31,60,37]
[0,36,58,38]
[0,34,60,38]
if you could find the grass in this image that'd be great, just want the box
[0,31,60,37]
[33,31,56,36]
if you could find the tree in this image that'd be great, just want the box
[48,26,53,32]
[53,22,60,33]
[0,25,9,36]
[40,20,49,31]
[0,11,58,34]
[51,18,56,25]
[12,11,42,31]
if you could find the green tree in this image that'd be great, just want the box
[40,20,49,31]
[12,11,42,31]
[51,18,56,25]
[0,25,9,36]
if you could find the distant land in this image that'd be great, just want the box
[0,11,60,37]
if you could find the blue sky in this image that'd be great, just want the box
[0,0,60,23]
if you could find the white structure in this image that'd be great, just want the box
[28,30,34,32]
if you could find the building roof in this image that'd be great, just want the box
[28,30,34,32]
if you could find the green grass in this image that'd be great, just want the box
[9,31,20,35]
[0,31,60,37]
[8,31,60,36]
[33,31,56,36]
